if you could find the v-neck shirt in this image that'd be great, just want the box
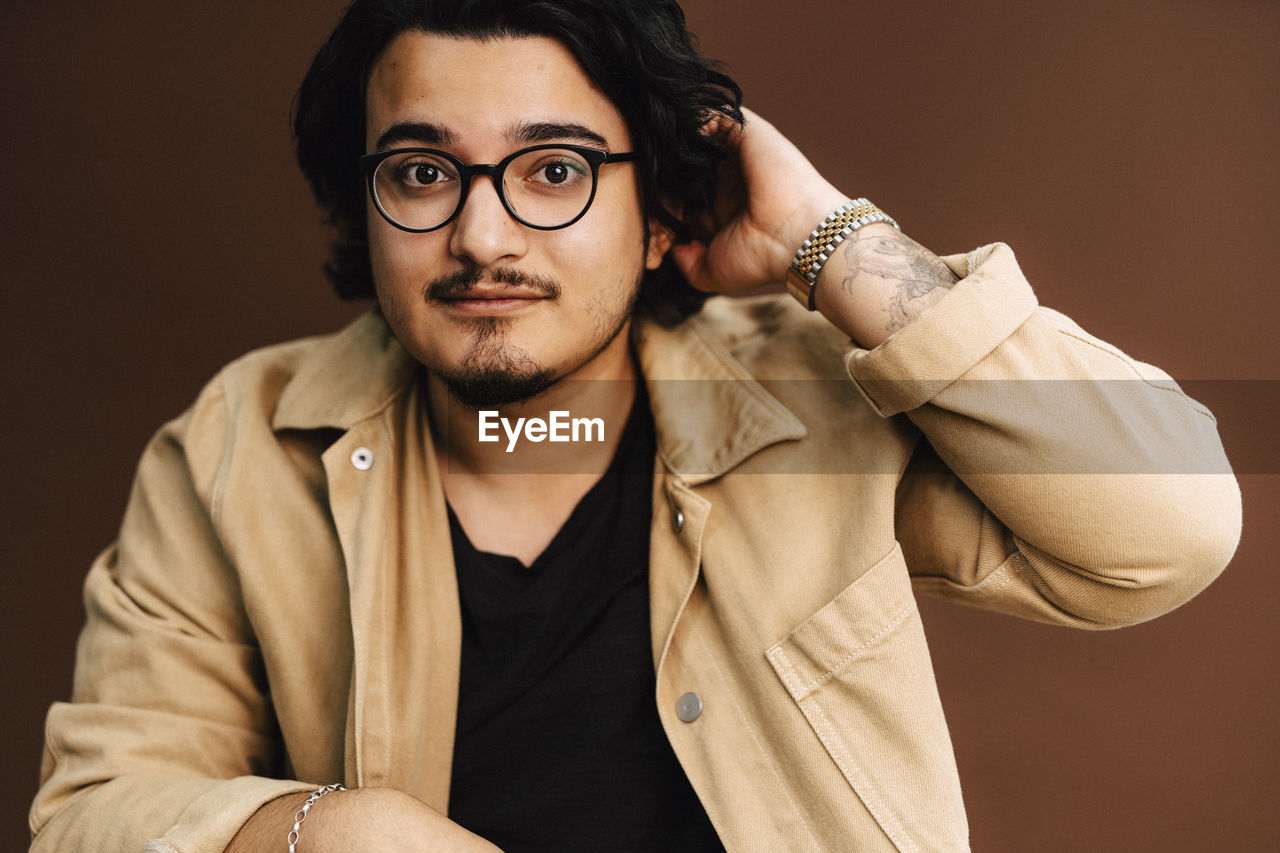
[446,391,724,852]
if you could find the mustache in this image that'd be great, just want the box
[424,266,562,300]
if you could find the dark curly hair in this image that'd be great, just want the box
[293,0,743,326]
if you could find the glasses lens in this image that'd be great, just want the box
[503,148,596,228]
[372,152,462,231]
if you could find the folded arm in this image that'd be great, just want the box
[671,108,1240,628]
[846,243,1240,626]
[30,387,316,851]
[31,378,497,852]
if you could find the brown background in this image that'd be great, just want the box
[2,0,1277,849]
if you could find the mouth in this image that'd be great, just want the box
[436,287,551,316]
[425,267,562,317]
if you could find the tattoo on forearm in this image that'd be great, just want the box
[840,229,958,335]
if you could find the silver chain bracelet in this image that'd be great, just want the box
[287,783,345,852]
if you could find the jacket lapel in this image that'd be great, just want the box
[277,310,461,810]
[634,310,807,670]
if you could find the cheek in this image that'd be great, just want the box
[370,275,409,345]
[554,197,648,278]
[582,271,638,335]
[368,219,436,305]
[368,216,411,284]
[367,229,428,341]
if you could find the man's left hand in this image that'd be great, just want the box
[669,107,959,350]
[668,107,848,295]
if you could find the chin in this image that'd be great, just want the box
[436,364,559,410]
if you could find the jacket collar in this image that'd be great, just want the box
[272,306,806,481]
[635,312,806,485]
[273,308,418,432]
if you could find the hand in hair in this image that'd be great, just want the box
[671,107,957,349]
[669,107,848,296]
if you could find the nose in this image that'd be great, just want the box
[448,173,528,267]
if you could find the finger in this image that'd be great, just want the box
[669,241,714,292]
[697,105,746,148]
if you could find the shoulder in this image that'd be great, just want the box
[192,309,414,433]
[152,310,413,493]
[688,293,855,380]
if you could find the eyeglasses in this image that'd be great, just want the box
[359,144,638,233]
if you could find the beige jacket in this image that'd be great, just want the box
[31,244,1240,852]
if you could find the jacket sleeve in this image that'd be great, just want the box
[30,378,313,852]
[845,243,1241,628]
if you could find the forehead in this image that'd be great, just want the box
[365,31,630,152]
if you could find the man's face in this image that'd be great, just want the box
[365,31,668,407]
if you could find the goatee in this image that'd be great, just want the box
[425,266,561,408]
[423,262,638,409]
[437,315,558,408]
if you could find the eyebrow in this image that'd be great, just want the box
[372,119,610,153]
[510,121,610,148]
[374,122,455,151]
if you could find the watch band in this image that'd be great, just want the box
[785,198,899,310]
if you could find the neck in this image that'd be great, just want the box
[425,326,641,564]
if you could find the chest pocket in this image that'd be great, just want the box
[765,542,968,853]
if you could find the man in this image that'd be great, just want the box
[30,0,1240,851]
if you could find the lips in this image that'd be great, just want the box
[440,287,549,302]
[425,267,563,303]
[436,285,551,316]
[424,268,562,317]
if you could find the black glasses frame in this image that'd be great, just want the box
[359,143,639,233]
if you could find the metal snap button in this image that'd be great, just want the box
[350,447,374,470]
[672,507,685,533]
[676,691,702,723]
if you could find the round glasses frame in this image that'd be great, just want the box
[359,143,639,234]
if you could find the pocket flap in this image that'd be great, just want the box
[764,542,968,852]
[767,542,915,702]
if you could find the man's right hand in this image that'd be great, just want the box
[226,786,502,852]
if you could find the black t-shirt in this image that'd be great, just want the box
[446,393,724,852]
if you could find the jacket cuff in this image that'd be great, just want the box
[845,243,1039,416]
[143,776,315,853]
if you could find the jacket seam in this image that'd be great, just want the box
[653,479,706,677]
[376,408,396,782]
[798,693,918,853]
[794,604,915,699]
[766,645,807,700]
[208,375,235,530]
[1054,328,1214,420]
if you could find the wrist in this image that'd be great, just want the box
[785,199,899,311]
[773,187,850,282]
[811,222,900,345]
[289,783,346,853]
[813,224,956,349]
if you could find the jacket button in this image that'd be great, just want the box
[350,447,374,470]
[676,691,702,723]
[671,507,685,533]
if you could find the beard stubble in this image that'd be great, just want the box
[425,264,640,409]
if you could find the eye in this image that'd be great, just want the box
[379,152,457,194]
[412,163,439,185]
[401,161,442,187]
[540,162,571,184]
[521,152,590,188]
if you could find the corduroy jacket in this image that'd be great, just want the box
[31,244,1241,852]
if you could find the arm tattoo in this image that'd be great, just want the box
[840,228,959,336]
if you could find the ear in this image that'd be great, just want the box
[645,218,675,270]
